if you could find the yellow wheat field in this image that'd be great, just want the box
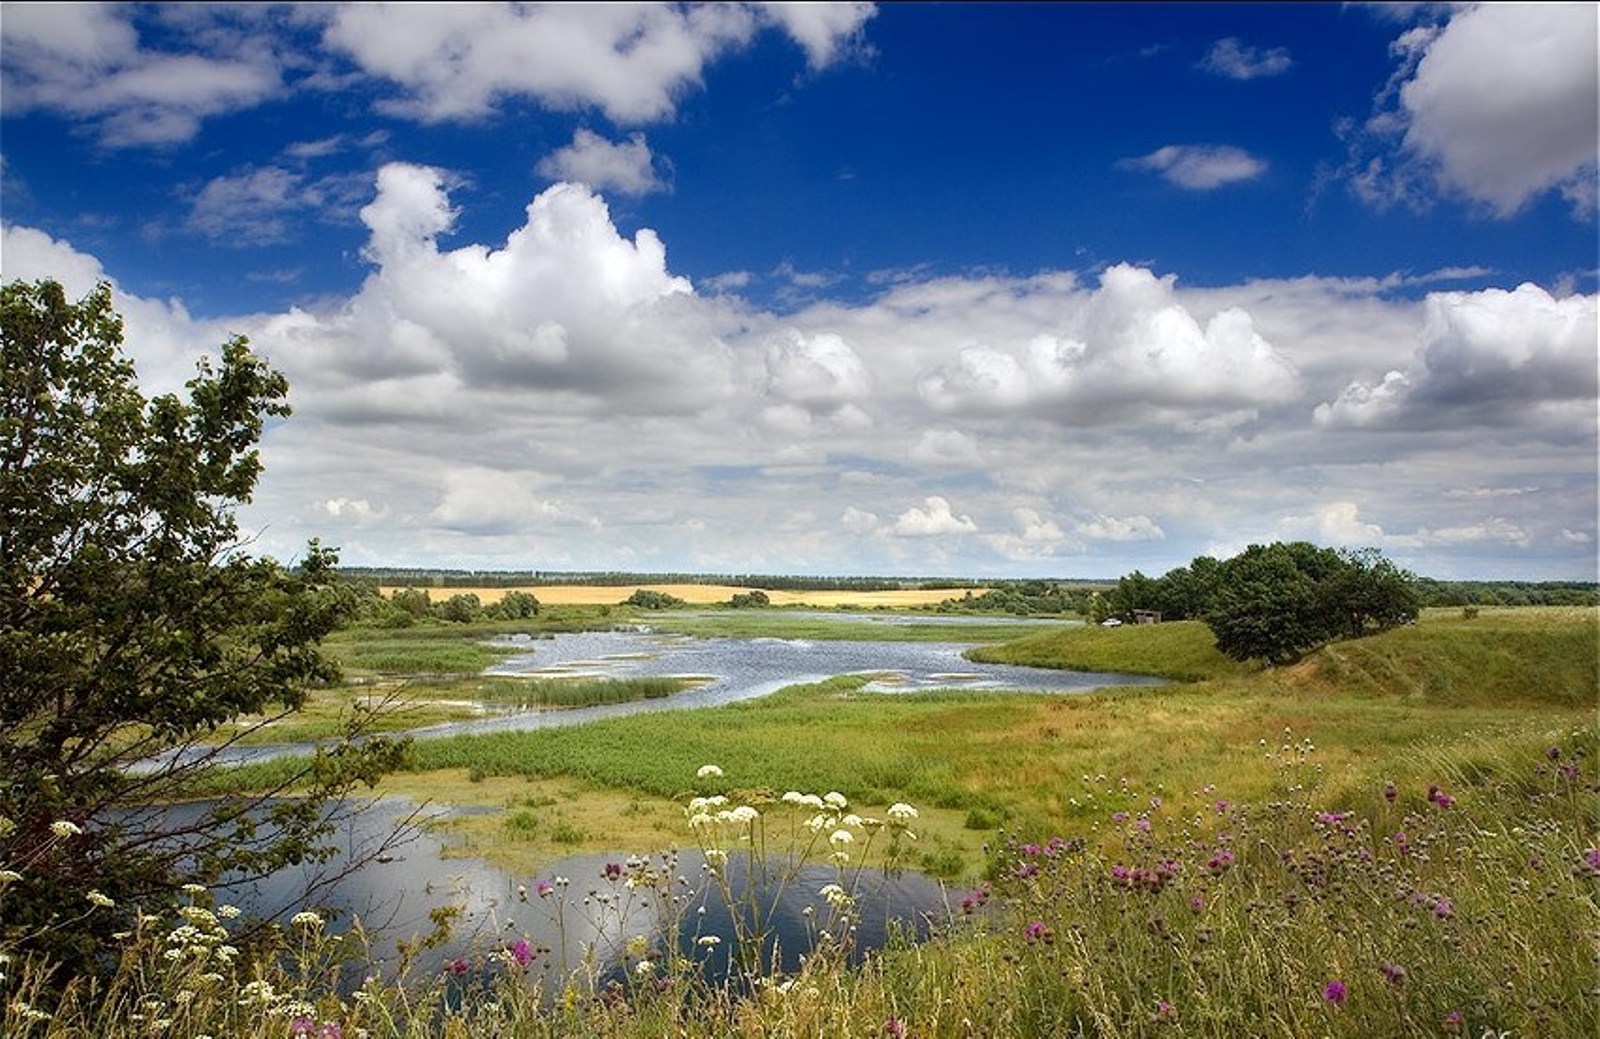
[376,584,979,608]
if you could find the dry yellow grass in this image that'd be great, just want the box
[376,584,978,608]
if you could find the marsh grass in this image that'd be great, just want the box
[8,608,1597,1037]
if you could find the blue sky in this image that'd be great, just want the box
[3,3,1597,580]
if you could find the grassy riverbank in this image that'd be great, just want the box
[10,607,1597,1037]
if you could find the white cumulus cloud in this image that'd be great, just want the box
[888,496,977,537]
[1354,3,1598,217]
[536,129,666,197]
[1117,144,1267,190]
[1315,283,1598,429]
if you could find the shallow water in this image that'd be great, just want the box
[204,798,950,993]
[153,622,1161,769]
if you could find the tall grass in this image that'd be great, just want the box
[7,608,1596,1037]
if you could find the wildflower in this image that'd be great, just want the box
[1023,919,1053,943]
[1214,799,1230,814]
[1323,979,1347,1006]
[887,802,919,824]
[49,820,82,838]
[1206,849,1235,874]
[291,1018,316,1038]
[216,904,241,919]
[447,957,471,976]
[634,959,655,977]
[1579,848,1600,876]
[182,883,206,895]
[829,828,854,846]
[602,861,623,880]
[884,1018,908,1039]
[1111,811,1129,823]
[698,935,722,947]
[1153,999,1177,1024]
[1442,1010,1464,1034]
[1383,781,1397,802]
[1547,745,1562,760]
[318,1025,343,1039]
[824,791,849,808]
[1189,895,1205,913]
[291,910,324,929]
[696,764,724,779]
[506,938,534,967]
[727,804,760,825]
[1380,962,1407,986]
[86,890,114,908]
[704,849,728,868]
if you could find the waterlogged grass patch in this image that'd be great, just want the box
[9,728,1596,1038]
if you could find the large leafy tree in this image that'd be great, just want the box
[1201,542,1420,664]
[1,280,403,972]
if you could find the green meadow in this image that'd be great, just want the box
[10,606,1598,1038]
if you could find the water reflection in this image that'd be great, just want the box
[211,799,949,994]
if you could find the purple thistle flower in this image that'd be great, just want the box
[318,1026,343,1039]
[508,937,534,967]
[1442,1010,1464,1034]
[1323,979,1347,1006]
[1382,781,1397,802]
[1153,999,1177,1024]
[1024,919,1052,942]
[290,1018,316,1038]
[447,956,471,976]
[883,1017,908,1039]
[1380,962,1407,986]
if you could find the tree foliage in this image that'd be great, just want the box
[1201,542,1420,664]
[0,280,403,973]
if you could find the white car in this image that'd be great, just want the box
[1100,617,1123,627]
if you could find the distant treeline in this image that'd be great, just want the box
[336,568,985,593]
[335,568,1594,610]
[1413,579,1597,607]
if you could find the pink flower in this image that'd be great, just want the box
[290,1018,315,1038]
[535,878,554,898]
[1323,979,1346,1006]
[883,1018,907,1039]
[447,957,471,976]
[1023,919,1053,943]
[1442,1010,1464,1034]
[507,937,534,967]
[1382,782,1397,802]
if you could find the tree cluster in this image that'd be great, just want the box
[1102,543,1420,664]
[374,587,540,625]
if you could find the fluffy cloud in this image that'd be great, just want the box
[763,330,872,410]
[4,170,1592,578]
[0,5,876,145]
[758,2,876,68]
[319,3,872,125]
[1199,38,1292,79]
[888,496,977,537]
[1314,283,1598,429]
[1355,3,1598,216]
[917,264,1298,423]
[536,129,666,197]
[1117,145,1267,190]
[292,162,731,411]
[0,3,281,146]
